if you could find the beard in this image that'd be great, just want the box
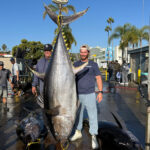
[80,55,88,61]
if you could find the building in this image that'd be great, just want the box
[128,45,149,81]
[105,46,115,61]
[89,46,107,68]
[114,46,122,64]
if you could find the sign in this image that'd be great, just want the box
[92,54,97,57]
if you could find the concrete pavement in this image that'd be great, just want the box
[0,80,147,150]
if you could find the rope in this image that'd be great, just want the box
[60,142,69,150]
[26,138,41,150]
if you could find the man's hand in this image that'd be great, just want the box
[32,86,37,96]
[96,93,103,103]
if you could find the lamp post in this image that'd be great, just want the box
[145,16,150,150]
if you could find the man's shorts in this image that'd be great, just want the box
[0,86,8,98]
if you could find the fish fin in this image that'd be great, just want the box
[111,112,123,129]
[62,7,89,25]
[44,5,58,25]
[25,63,45,79]
[72,61,88,74]
[45,4,89,26]
[45,105,60,116]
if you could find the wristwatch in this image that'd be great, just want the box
[98,91,103,94]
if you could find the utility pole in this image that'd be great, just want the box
[146,16,150,150]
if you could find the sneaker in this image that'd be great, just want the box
[70,130,82,141]
[120,82,124,85]
[92,135,99,149]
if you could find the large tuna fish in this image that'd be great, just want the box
[44,30,79,142]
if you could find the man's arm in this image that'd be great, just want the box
[96,75,103,103]
[32,63,39,87]
[16,70,19,81]
[32,63,39,95]
[8,78,13,89]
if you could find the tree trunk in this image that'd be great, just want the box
[122,48,124,63]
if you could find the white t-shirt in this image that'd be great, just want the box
[12,63,19,76]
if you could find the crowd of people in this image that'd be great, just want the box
[107,60,131,85]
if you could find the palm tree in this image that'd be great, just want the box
[43,4,76,19]
[137,26,150,47]
[105,26,112,39]
[43,3,77,49]
[123,25,138,49]
[107,17,114,59]
[105,26,112,61]
[108,23,132,61]
[107,17,114,32]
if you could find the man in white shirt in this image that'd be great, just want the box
[10,57,19,90]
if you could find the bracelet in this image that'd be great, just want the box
[98,91,103,94]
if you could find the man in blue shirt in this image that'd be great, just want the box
[70,45,103,149]
[32,44,53,106]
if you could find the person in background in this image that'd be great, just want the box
[32,44,53,107]
[107,61,113,81]
[114,60,121,81]
[116,69,121,83]
[0,61,13,111]
[10,57,19,93]
[121,60,129,85]
[70,45,103,149]
[127,63,132,82]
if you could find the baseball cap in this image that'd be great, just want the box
[44,44,53,51]
[0,61,4,66]
[80,44,90,52]
[10,57,15,62]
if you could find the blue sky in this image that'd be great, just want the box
[0,0,150,53]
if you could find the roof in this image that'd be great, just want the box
[128,46,149,54]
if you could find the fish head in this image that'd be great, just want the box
[98,121,143,150]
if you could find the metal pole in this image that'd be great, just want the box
[145,16,150,150]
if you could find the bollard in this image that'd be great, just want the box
[138,69,141,84]
[105,70,107,81]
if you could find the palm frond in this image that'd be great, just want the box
[61,7,68,14]
[66,5,76,14]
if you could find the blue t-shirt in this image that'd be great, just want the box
[74,60,101,94]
